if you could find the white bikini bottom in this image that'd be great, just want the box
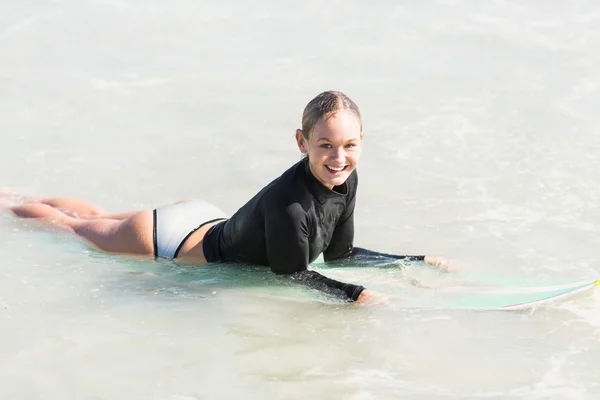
[153,200,227,259]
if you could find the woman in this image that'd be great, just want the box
[2,91,448,303]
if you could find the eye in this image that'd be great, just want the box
[345,143,357,148]
[320,144,333,149]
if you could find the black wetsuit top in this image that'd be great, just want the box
[203,158,424,301]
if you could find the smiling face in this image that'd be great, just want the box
[296,109,363,190]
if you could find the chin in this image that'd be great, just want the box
[313,163,354,189]
[326,174,351,188]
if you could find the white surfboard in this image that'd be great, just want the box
[415,278,600,311]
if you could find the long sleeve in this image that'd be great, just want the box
[287,270,364,301]
[325,246,425,268]
[350,247,425,263]
[264,203,364,301]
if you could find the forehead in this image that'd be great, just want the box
[312,110,362,141]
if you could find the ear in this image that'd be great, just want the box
[295,129,308,154]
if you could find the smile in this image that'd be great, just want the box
[326,165,347,172]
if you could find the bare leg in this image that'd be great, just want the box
[19,196,109,218]
[8,203,78,228]
[1,189,137,220]
[70,211,154,254]
[97,211,141,221]
[6,203,154,255]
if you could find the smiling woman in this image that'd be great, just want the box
[1,91,448,303]
[296,91,363,189]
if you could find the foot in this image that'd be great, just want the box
[0,188,24,208]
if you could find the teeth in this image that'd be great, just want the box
[327,165,345,171]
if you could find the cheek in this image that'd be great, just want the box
[345,149,359,161]
[308,147,327,158]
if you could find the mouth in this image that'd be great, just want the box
[326,165,347,173]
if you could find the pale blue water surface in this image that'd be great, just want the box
[1,0,600,398]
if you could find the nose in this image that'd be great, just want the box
[332,146,345,162]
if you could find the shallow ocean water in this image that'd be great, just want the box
[1,0,600,398]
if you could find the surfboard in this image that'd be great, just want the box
[412,278,600,311]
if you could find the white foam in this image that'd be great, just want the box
[2,0,600,398]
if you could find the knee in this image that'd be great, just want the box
[9,204,53,219]
[8,203,76,232]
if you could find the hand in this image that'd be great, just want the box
[356,289,392,305]
[424,255,457,273]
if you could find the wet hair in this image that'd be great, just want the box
[301,91,363,139]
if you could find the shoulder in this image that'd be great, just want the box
[264,195,312,226]
[264,200,311,238]
[262,160,312,208]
